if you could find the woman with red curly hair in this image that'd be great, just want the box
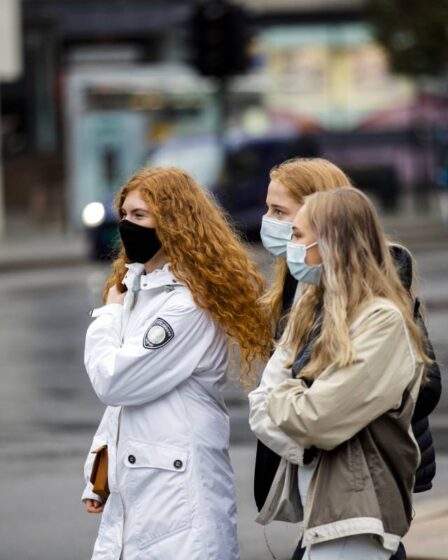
[81,167,271,560]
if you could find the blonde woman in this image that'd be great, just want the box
[255,158,352,513]
[82,167,271,560]
[259,158,352,333]
[250,187,430,559]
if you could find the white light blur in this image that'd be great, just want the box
[82,202,106,227]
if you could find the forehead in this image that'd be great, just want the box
[293,204,310,229]
[266,179,291,202]
[122,190,148,210]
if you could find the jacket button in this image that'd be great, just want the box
[128,454,136,464]
[173,459,183,469]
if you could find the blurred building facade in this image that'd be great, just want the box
[1,0,446,231]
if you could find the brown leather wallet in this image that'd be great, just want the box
[90,444,110,500]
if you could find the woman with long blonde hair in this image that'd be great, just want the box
[254,158,352,515]
[250,187,430,559]
[81,167,271,560]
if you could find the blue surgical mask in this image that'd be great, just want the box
[286,241,322,285]
[260,216,293,257]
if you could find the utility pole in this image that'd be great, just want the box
[190,0,252,138]
[0,0,22,237]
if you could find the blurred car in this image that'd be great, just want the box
[81,131,300,259]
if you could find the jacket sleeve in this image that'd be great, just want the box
[84,301,219,406]
[412,311,442,422]
[248,346,305,465]
[81,406,113,503]
[268,307,419,451]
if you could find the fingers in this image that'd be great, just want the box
[106,285,126,305]
[106,286,117,304]
[86,504,103,513]
[85,499,104,513]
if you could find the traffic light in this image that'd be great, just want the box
[190,0,251,78]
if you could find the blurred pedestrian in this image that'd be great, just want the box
[250,187,431,559]
[81,167,271,560]
[251,160,441,560]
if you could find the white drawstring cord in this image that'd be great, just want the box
[263,526,278,560]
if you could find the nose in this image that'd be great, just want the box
[123,217,139,225]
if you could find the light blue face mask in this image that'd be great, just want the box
[286,240,322,285]
[260,216,293,257]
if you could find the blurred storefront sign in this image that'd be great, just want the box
[253,24,415,129]
[231,21,439,198]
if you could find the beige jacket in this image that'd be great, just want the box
[250,298,424,553]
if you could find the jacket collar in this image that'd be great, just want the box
[122,262,183,292]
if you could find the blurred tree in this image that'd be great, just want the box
[366,0,448,77]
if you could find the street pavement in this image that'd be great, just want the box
[0,236,447,559]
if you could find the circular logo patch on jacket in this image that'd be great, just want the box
[143,318,174,350]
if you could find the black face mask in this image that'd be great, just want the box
[118,220,162,264]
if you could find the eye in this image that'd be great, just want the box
[274,209,284,217]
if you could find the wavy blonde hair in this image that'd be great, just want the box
[261,158,352,327]
[103,167,271,384]
[282,187,430,379]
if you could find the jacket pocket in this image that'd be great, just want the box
[123,440,192,549]
[124,440,188,472]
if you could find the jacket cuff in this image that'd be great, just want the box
[81,484,104,504]
[89,304,123,319]
[285,445,305,465]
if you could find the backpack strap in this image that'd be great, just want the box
[389,243,414,292]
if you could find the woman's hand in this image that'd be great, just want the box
[106,285,126,305]
[85,499,104,513]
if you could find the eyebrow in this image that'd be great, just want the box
[270,204,289,211]
[121,207,149,213]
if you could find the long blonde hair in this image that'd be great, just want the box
[104,167,271,384]
[282,187,429,379]
[261,158,353,327]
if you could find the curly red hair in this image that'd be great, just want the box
[103,167,271,385]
